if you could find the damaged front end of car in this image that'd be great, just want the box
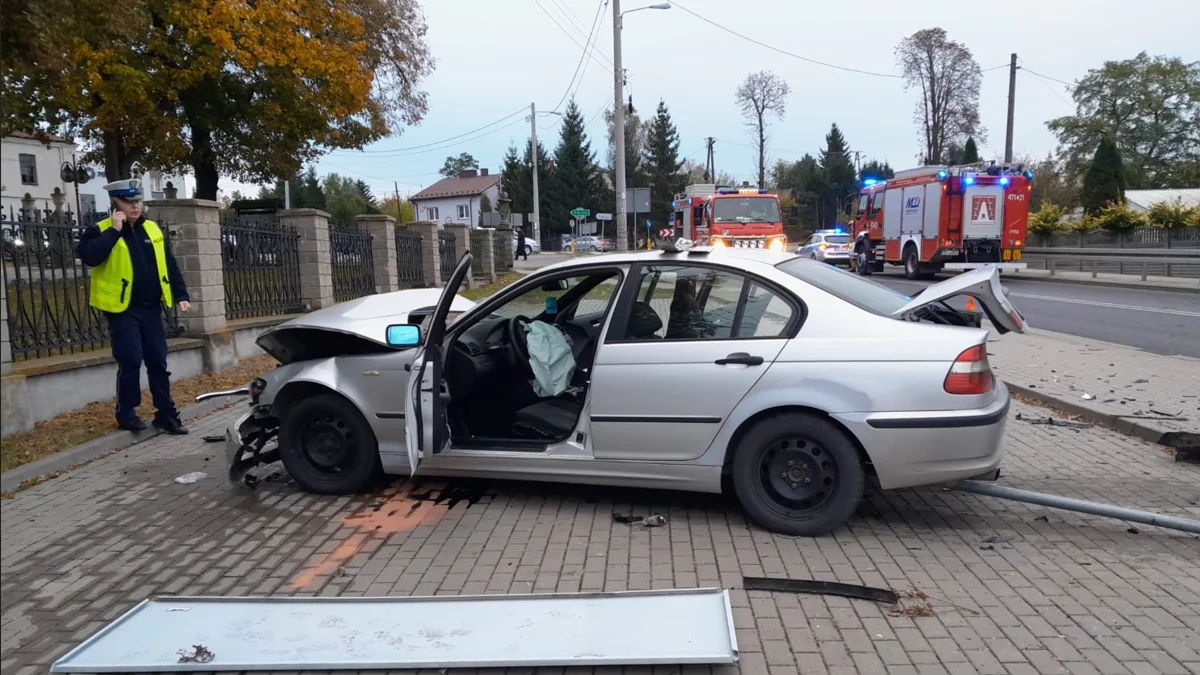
[197,377,281,487]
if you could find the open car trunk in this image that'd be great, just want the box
[891,266,1026,334]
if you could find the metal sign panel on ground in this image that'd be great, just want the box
[51,589,739,672]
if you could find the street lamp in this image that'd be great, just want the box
[612,1,671,251]
[526,107,563,246]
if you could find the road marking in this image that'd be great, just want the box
[1009,292,1200,318]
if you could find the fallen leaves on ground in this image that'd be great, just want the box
[460,271,524,302]
[0,355,276,474]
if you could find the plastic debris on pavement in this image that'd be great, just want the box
[173,472,208,484]
[613,513,668,527]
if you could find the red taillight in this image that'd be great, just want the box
[944,344,994,395]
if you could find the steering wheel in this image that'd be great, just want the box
[506,315,533,366]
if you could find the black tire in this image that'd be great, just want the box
[731,413,864,537]
[903,245,921,280]
[278,393,381,495]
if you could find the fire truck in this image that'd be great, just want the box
[849,163,1031,279]
[668,184,787,251]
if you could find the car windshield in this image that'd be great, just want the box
[776,257,910,315]
[712,197,781,224]
[822,235,850,244]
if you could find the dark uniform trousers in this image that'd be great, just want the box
[106,305,177,424]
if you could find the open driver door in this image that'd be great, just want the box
[403,251,474,474]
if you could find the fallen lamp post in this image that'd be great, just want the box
[954,480,1200,535]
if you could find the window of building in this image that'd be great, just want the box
[426,206,439,221]
[19,154,38,185]
[457,204,470,220]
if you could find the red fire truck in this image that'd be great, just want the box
[668,184,787,251]
[849,164,1031,279]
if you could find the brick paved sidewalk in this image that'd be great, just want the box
[3,397,1199,675]
[988,328,1200,441]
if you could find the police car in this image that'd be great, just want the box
[797,229,852,266]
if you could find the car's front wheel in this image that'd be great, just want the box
[731,412,864,536]
[278,393,381,495]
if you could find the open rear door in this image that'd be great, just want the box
[403,251,474,474]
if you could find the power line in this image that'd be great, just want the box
[329,109,528,157]
[670,0,901,78]
[1018,60,1075,88]
[531,0,614,71]
[1019,58,1075,107]
[552,0,608,113]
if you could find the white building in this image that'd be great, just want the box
[409,168,501,228]
[1,132,187,218]
[1125,189,1200,212]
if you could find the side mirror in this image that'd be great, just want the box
[385,324,421,347]
[541,279,570,292]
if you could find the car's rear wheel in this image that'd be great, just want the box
[731,412,864,536]
[278,393,381,495]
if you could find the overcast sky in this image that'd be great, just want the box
[222,0,1199,201]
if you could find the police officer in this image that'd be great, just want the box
[77,179,191,434]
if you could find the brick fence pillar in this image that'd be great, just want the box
[280,208,334,310]
[401,221,441,288]
[445,223,471,263]
[147,199,225,334]
[357,214,397,294]
[479,229,497,283]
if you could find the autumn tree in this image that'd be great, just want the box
[1081,137,1126,216]
[1048,52,1199,189]
[772,155,825,231]
[642,100,686,232]
[896,28,985,165]
[735,71,791,188]
[440,152,479,178]
[2,0,434,197]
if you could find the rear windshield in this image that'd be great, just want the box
[822,235,850,244]
[776,258,910,315]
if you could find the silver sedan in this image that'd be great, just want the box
[213,245,1026,536]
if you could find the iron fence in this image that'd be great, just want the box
[330,225,376,303]
[469,229,486,277]
[438,229,456,282]
[220,216,305,318]
[2,207,182,361]
[1032,226,1200,249]
[493,231,509,270]
[395,227,424,288]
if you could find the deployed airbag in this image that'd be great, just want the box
[525,322,575,397]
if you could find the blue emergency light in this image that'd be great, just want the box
[999,176,1010,187]
[937,170,948,180]
[963,175,975,186]
[1024,170,1034,180]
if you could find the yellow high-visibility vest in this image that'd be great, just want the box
[88,218,173,312]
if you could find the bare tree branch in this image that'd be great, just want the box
[896,28,984,165]
[735,70,790,187]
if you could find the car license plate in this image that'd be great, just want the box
[1002,249,1022,262]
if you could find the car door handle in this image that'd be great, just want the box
[715,353,764,366]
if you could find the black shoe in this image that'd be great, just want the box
[118,418,148,432]
[153,418,190,435]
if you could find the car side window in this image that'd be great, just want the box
[620,265,748,341]
[493,272,618,321]
[738,282,794,338]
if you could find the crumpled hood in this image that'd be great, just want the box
[256,289,476,364]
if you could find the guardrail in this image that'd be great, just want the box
[1020,250,1200,281]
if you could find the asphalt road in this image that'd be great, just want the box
[871,271,1200,358]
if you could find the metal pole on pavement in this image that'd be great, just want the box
[955,480,1200,535]
[612,0,628,252]
[1004,53,1017,164]
[530,102,541,244]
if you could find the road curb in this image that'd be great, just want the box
[0,396,245,493]
[999,273,1199,295]
[1004,380,1167,446]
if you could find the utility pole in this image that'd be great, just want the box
[1004,52,1018,164]
[612,0,628,251]
[530,102,541,243]
[394,181,402,220]
[704,137,715,183]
